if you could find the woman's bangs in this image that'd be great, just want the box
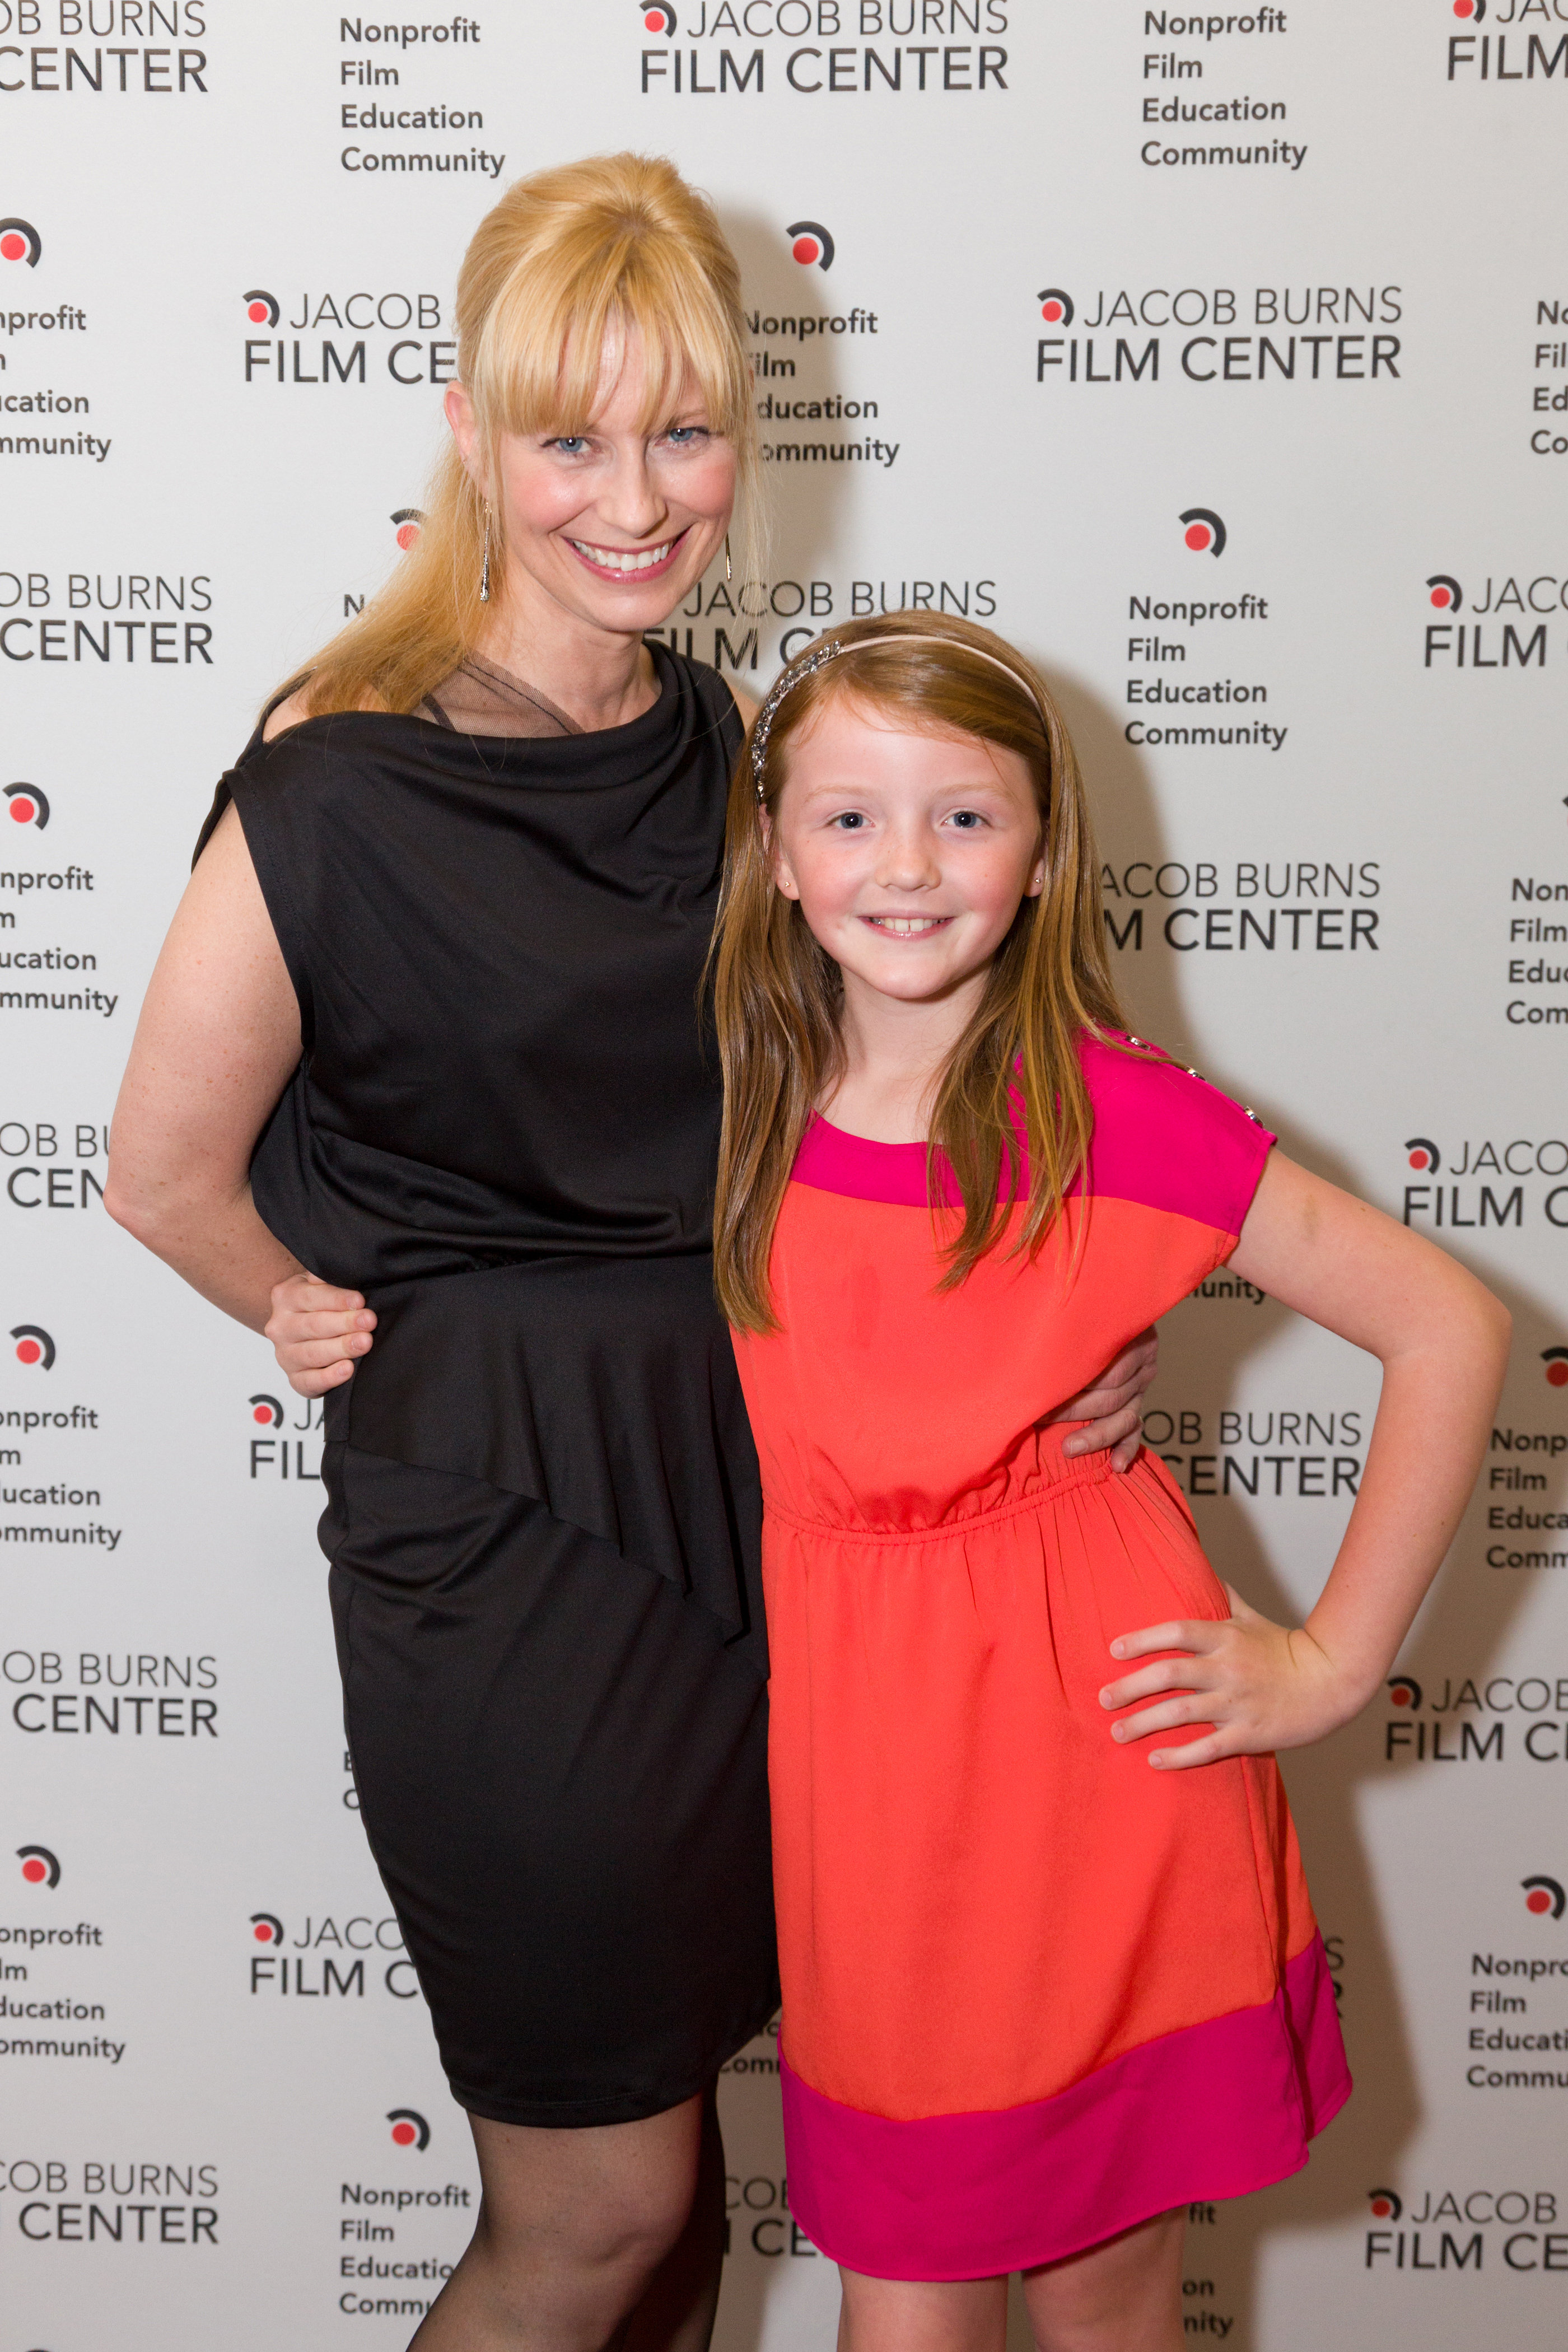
[479,259,746,443]
[618,267,749,438]
[478,276,613,438]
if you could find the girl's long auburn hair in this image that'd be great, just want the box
[712,612,1133,1334]
[278,153,763,719]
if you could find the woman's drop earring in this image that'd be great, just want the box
[724,533,732,585]
[479,502,492,604]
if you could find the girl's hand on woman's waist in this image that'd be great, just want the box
[266,1271,377,1397]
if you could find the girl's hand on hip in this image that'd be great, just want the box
[264,1272,376,1398]
[1098,1583,1365,1769]
[1051,1326,1158,1473]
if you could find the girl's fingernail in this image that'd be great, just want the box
[1110,1640,1126,1657]
[1111,1723,1126,1740]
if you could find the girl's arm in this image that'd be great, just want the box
[1099,1149,1511,1769]
[104,804,308,1328]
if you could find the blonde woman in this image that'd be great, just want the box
[106,158,1152,2350]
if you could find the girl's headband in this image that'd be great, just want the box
[749,634,1049,800]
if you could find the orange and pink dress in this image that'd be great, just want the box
[729,1035,1350,2280]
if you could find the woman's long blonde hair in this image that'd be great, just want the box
[283,153,762,718]
[712,613,1132,1334]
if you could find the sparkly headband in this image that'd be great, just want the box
[749,634,1049,800]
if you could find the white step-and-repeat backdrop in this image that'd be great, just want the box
[4,3,1568,2344]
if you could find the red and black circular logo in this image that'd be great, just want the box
[1543,1348,1568,1390]
[787,221,834,272]
[1387,1675,1422,1710]
[1404,1136,1440,1174]
[640,2,676,29]
[11,1325,55,1370]
[250,1911,284,1946]
[1367,2187,1402,2222]
[388,2109,430,2149]
[244,289,280,328]
[1180,508,1226,557]
[249,1393,284,1427]
[18,1845,60,1888]
[4,783,49,830]
[391,508,424,551]
[1036,287,1073,326]
[0,218,41,268]
[1453,0,1485,20]
[1426,574,1462,613]
[1523,1875,1566,1920]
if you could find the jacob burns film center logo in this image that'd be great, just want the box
[248,1910,418,1998]
[1421,572,1552,669]
[787,221,832,270]
[1181,508,1225,556]
[388,2110,429,2149]
[1365,2177,1568,2273]
[11,1326,54,1368]
[246,1388,323,1480]
[18,1844,60,1886]
[6,783,49,829]
[1,218,41,267]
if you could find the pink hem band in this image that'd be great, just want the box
[780,1934,1351,2280]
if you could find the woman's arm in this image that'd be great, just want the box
[104,804,308,1331]
[1051,1331,1159,1472]
[1099,1149,1511,1768]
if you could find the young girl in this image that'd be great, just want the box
[711,613,1509,2352]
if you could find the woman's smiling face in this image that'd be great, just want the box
[445,326,736,640]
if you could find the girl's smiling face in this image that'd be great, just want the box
[767,692,1047,1012]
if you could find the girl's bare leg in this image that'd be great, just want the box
[837,2271,1008,2352]
[1020,2208,1186,2352]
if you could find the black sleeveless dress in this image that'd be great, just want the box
[198,646,779,2126]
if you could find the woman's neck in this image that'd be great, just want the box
[822,967,989,1144]
[474,560,660,733]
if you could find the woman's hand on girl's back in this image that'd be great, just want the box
[265,1272,376,1397]
[1098,1148,1511,1769]
[1050,1327,1159,1473]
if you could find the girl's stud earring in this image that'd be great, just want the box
[479,501,492,604]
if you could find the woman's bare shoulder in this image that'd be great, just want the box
[729,684,760,728]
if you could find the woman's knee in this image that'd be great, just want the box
[469,2101,707,2280]
[476,2184,689,2289]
